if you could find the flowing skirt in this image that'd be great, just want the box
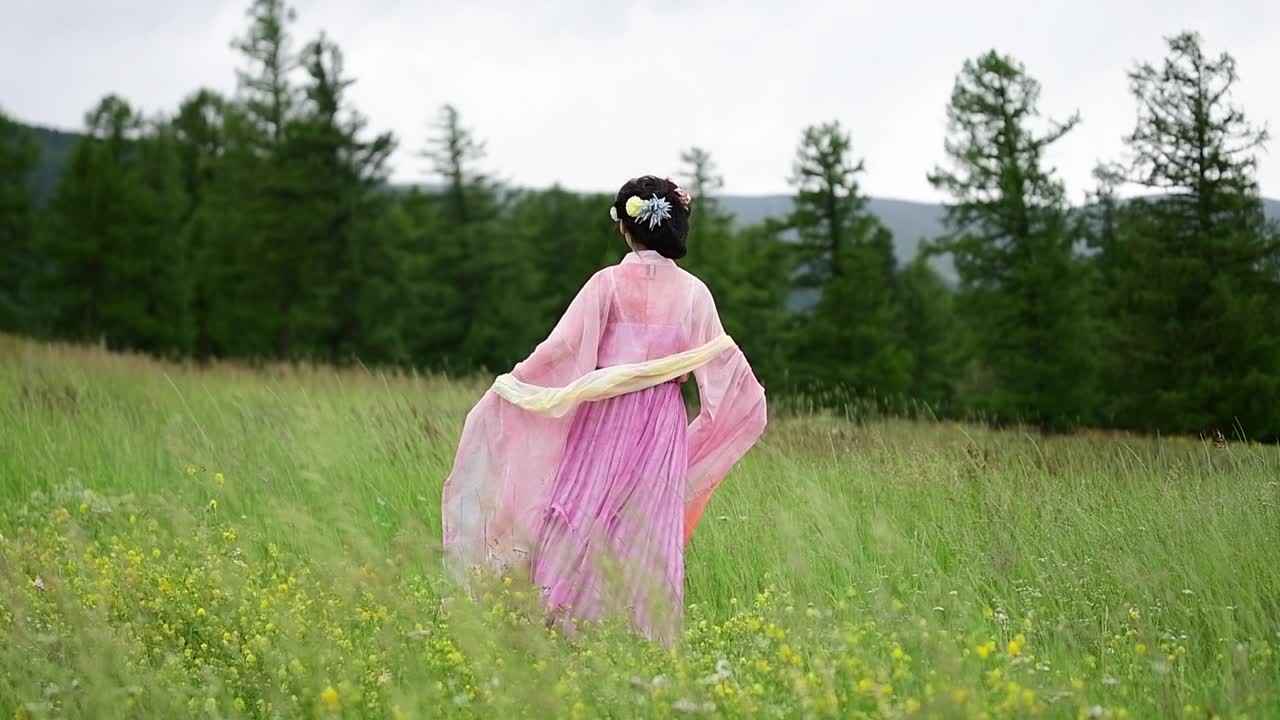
[529,380,687,644]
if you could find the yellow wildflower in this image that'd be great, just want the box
[214,472,225,486]
[1007,634,1025,657]
[977,640,996,659]
[320,686,340,710]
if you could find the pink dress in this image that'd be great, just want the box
[441,250,767,642]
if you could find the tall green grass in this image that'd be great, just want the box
[2,334,1277,719]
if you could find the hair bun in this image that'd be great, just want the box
[610,175,690,259]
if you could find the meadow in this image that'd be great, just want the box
[1,333,1278,719]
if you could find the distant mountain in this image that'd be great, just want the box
[719,194,953,279]
[17,120,1280,282]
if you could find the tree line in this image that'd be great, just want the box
[1,0,1278,439]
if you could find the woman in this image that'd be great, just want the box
[441,175,767,644]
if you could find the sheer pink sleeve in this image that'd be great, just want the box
[509,272,608,385]
[683,281,768,544]
[441,271,611,580]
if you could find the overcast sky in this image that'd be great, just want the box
[3,1,1278,202]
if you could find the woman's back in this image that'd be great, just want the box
[442,175,766,645]
[596,250,709,367]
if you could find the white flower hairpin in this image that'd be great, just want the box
[635,195,673,229]
[609,186,689,227]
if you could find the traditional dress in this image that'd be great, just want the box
[441,250,767,643]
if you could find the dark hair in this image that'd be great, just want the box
[612,175,690,259]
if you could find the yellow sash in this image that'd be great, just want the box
[491,334,736,417]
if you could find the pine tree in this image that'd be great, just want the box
[795,225,911,403]
[0,111,39,333]
[38,96,191,353]
[788,122,908,401]
[197,105,278,357]
[509,186,614,339]
[210,0,308,358]
[674,147,790,390]
[423,105,494,226]
[1081,164,1125,264]
[419,105,514,371]
[233,0,296,149]
[133,120,195,353]
[727,221,793,391]
[678,147,741,299]
[788,122,870,283]
[680,148,725,217]
[898,256,959,416]
[1107,32,1280,437]
[38,98,135,344]
[288,33,400,363]
[1080,163,1129,426]
[928,51,1089,430]
[336,197,417,365]
[172,89,227,357]
[396,187,469,368]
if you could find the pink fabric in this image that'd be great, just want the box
[441,250,767,584]
[531,380,687,644]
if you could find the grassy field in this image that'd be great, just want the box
[2,334,1278,719]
